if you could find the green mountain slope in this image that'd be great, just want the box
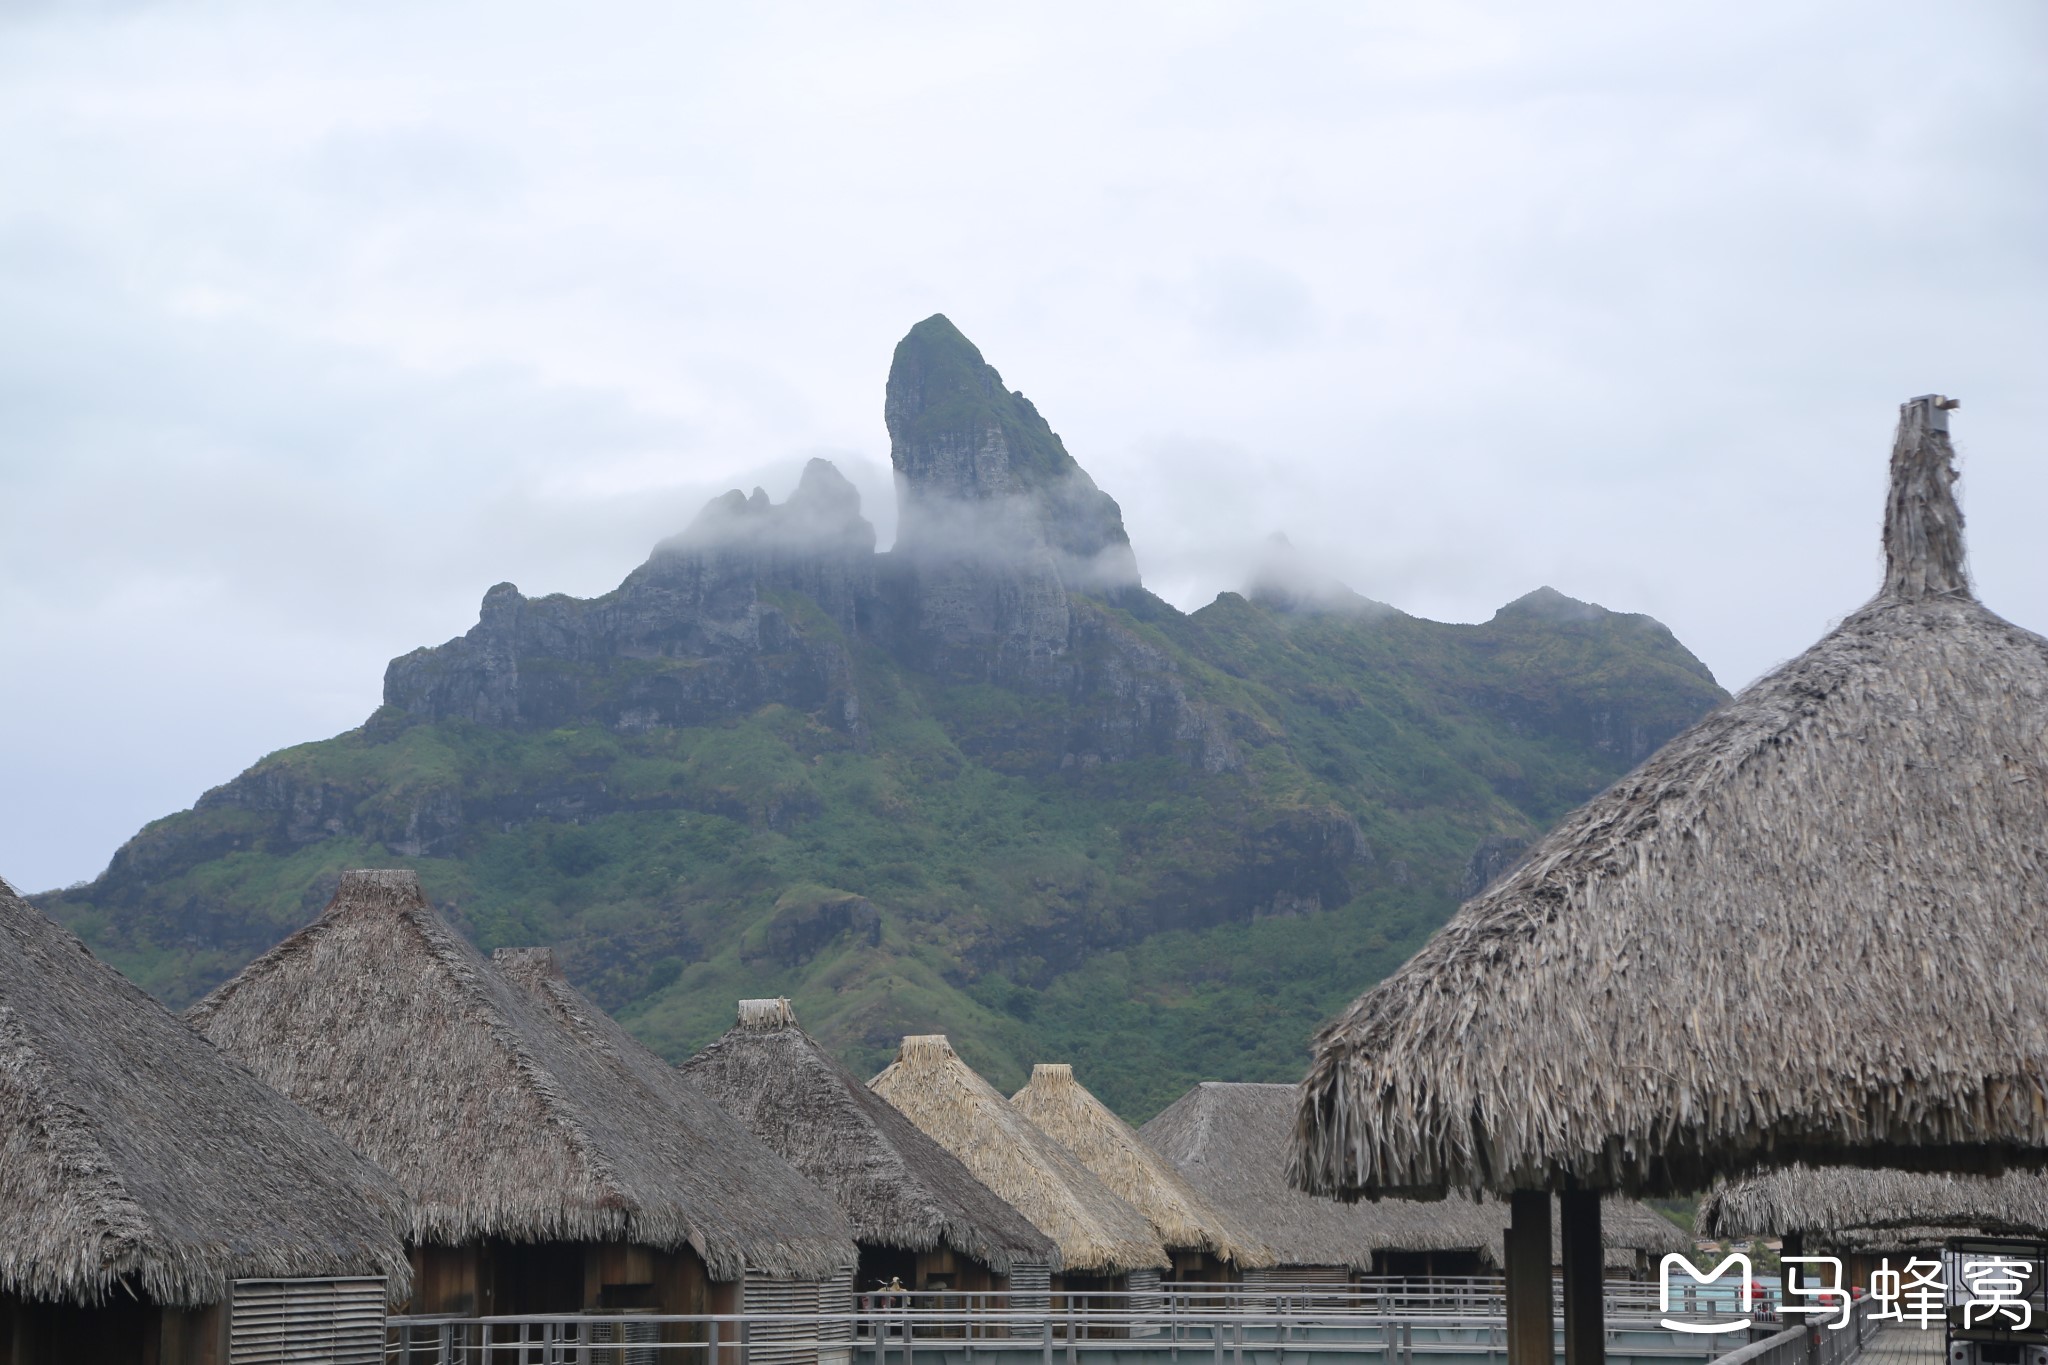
[37,317,1727,1119]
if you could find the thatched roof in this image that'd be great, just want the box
[1599,1196,1692,1257]
[679,999,1053,1273]
[490,954,860,1278]
[1826,1225,1979,1254]
[1011,1064,1272,1268]
[187,870,855,1281]
[1700,1165,2048,1240]
[1143,1082,1683,1271]
[0,874,409,1308]
[869,1036,1168,1275]
[1294,397,2048,1200]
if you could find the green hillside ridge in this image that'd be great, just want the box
[36,318,1727,1120]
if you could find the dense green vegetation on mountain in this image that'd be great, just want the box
[38,317,1726,1119]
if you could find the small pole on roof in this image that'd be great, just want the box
[1883,395,1970,602]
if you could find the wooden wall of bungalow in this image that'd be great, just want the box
[1,1295,225,1365]
[408,1239,729,1319]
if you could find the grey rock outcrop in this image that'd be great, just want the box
[383,457,874,736]
[883,314,1140,684]
[380,318,1231,773]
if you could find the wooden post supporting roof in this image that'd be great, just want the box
[1782,1232,1811,1365]
[1561,1189,1603,1365]
[1506,1190,1554,1365]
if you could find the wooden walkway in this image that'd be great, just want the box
[1854,1324,1945,1365]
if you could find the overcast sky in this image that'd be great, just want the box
[2,1,2043,892]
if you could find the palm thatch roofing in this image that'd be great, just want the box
[1700,1165,2048,1240]
[1011,1064,1273,1268]
[869,1036,1169,1276]
[1294,397,2048,1201]
[0,874,409,1308]
[1826,1225,1981,1254]
[678,999,1053,1274]
[1143,1083,1684,1271]
[186,870,855,1281]
[1599,1197,1692,1258]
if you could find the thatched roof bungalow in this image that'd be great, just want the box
[1293,397,2048,1201]
[869,1035,1169,1286]
[1700,1166,2048,1241]
[1,874,408,1364]
[1011,1065,1272,1278]
[1695,1162,2048,1301]
[680,1000,1054,1297]
[1290,397,2048,1364]
[187,870,855,1324]
[1142,1082,1683,1281]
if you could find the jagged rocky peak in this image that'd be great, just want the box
[884,314,1139,593]
[382,459,878,733]
[655,457,875,560]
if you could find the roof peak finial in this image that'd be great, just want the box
[1882,395,1970,602]
[737,997,796,1030]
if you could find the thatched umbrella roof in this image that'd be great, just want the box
[1294,397,2048,1200]
[1011,1064,1273,1268]
[869,1036,1169,1275]
[1700,1165,2048,1240]
[187,870,855,1281]
[678,999,1054,1274]
[1143,1082,1683,1271]
[0,874,410,1308]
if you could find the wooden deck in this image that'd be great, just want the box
[1853,1324,1945,1365]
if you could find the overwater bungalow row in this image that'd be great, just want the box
[1011,1063,1275,1282]
[869,1034,1172,1298]
[0,876,409,1365]
[184,870,859,1343]
[682,999,1057,1302]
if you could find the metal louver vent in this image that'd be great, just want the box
[743,1271,824,1365]
[1008,1262,1051,1313]
[585,1313,661,1365]
[1127,1267,1163,1335]
[817,1268,854,1365]
[229,1277,385,1364]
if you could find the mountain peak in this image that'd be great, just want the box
[1493,586,1605,624]
[660,458,875,560]
[884,316,1137,592]
[1245,533,1392,617]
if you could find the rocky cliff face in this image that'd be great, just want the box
[384,457,875,738]
[384,317,1225,772]
[883,314,1141,682]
